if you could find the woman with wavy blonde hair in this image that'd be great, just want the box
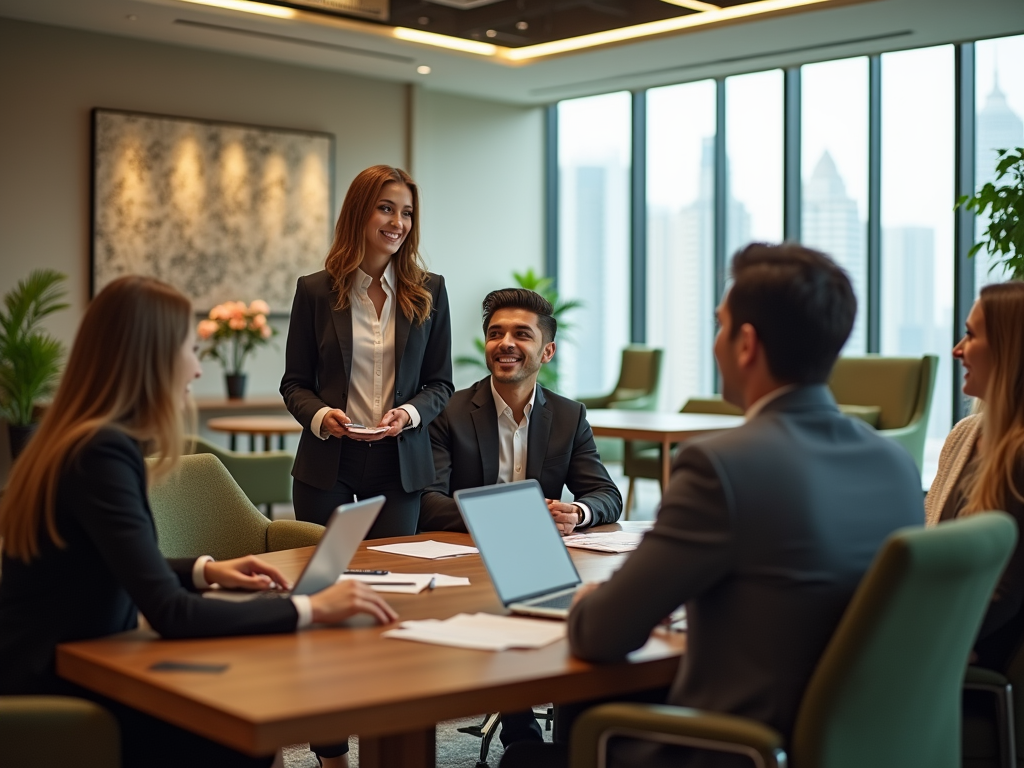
[0,276,396,768]
[926,280,1024,670]
[281,165,452,538]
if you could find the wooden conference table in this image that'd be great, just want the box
[57,527,684,767]
[586,409,744,489]
[207,415,303,451]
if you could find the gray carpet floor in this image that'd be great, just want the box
[281,714,554,768]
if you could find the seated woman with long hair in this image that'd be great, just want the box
[0,276,397,768]
[926,280,1024,670]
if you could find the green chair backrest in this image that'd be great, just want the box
[610,346,663,405]
[828,356,936,430]
[148,453,271,560]
[791,512,1018,768]
[189,435,293,507]
[0,695,120,768]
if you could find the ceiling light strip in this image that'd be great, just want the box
[660,0,722,11]
[504,0,834,61]
[393,27,498,55]
[178,0,297,19]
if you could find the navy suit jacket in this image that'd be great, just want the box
[281,270,453,492]
[568,385,924,747]
[419,376,622,532]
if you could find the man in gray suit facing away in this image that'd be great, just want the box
[502,243,925,768]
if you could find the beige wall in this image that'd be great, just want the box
[0,18,544,475]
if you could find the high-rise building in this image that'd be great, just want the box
[802,150,867,352]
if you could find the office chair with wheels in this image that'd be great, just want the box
[569,512,1017,768]
[148,453,323,560]
[0,696,120,768]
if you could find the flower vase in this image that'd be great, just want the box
[225,373,248,400]
[8,422,39,460]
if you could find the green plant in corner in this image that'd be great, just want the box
[956,146,1024,280]
[0,269,69,429]
[454,268,583,391]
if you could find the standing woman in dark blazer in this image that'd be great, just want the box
[0,276,397,768]
[282,165,453,538]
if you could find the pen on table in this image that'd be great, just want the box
[363,581,418,586]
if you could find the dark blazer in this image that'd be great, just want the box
[0,429,297,695]
[419,376,622,532]
[281,270,453,492]
[568,386,924,748]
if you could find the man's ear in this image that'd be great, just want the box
[736,323,759,369]
[541,341,556,364]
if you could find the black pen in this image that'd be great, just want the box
[344,569,389,575]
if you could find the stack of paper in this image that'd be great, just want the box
[337,573,470,594]
[367,540,479,559]
[383,612,566,651]
[562,531,645,553]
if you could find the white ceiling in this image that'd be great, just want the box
[1,0,1021,104]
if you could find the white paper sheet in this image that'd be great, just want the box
[562,531,644,553]
[383,612,566,651]
[367,540,479,560]
[336,573,471,594]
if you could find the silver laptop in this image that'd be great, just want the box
[205,495,384,600]
[455,480,581,619]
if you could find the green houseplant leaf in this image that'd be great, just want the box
[0,270,69,426]
[956,146,1024,280]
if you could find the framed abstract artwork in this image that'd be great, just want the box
[91,109,334,315]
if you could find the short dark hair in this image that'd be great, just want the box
[727,243,856,385]
[481,289,557,343]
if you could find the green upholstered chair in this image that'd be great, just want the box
[828,354,939,472]
[578,346,663,465]
[148,453,324,560]
[623,355,938,510]
[0,696,120,768]
[188,435,293,513]
[569,512,1018,768]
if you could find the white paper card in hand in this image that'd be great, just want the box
[383,612,565,651]
[366,540,479,559]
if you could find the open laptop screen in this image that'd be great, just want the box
[456,480,580,605]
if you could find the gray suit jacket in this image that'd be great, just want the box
[418,377,622,532]
[569,385,924,744]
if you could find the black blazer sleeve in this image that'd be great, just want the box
[402,275,453,429]
[568,444,733,662]
[419,406,465,532]
[563,407,622,527]
[72,432,299,639]
[281,274,332,431]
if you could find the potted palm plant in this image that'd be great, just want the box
[0,269,69,458]
[957,146,1024,279]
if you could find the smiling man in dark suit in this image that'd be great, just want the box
[420,287,622,748]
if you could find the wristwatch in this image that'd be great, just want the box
[575,505,584,526]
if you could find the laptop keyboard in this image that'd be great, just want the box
[530,592,575,611]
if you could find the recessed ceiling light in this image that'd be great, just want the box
[485,29,497,38]
[418,16,430,24]
[126,14,139,21]
[417,65,431,74]
[515,20,528,31]
[393,27,498,55]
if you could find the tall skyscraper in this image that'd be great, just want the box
[802,150,867,352]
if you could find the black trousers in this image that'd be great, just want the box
[293,437,421,539]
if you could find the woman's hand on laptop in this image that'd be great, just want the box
[204,556,293,592]
[309,580,399,625]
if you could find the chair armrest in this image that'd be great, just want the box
[965,665,1010,689]
[266,520,325,552]
[0,696,120,767]
[570,703,785,768]
[606,394,659,411]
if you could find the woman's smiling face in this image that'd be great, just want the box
[953,299,994,400]
[363,181,413,262]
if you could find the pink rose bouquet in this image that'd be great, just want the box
[196,300,277,375]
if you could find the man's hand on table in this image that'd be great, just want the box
[204,555,293,591]
[547,499,583,535]
[309,581,399,625]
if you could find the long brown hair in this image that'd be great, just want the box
[963,281,1024,515]
[324,165,432,325]
[0,276,193,561]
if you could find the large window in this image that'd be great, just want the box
[879,45,955,483]
[801,57,869,354]
[725,70,784,257]
[974,34,1024,292]
[556,92,632,399]
[646,80,717,410]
